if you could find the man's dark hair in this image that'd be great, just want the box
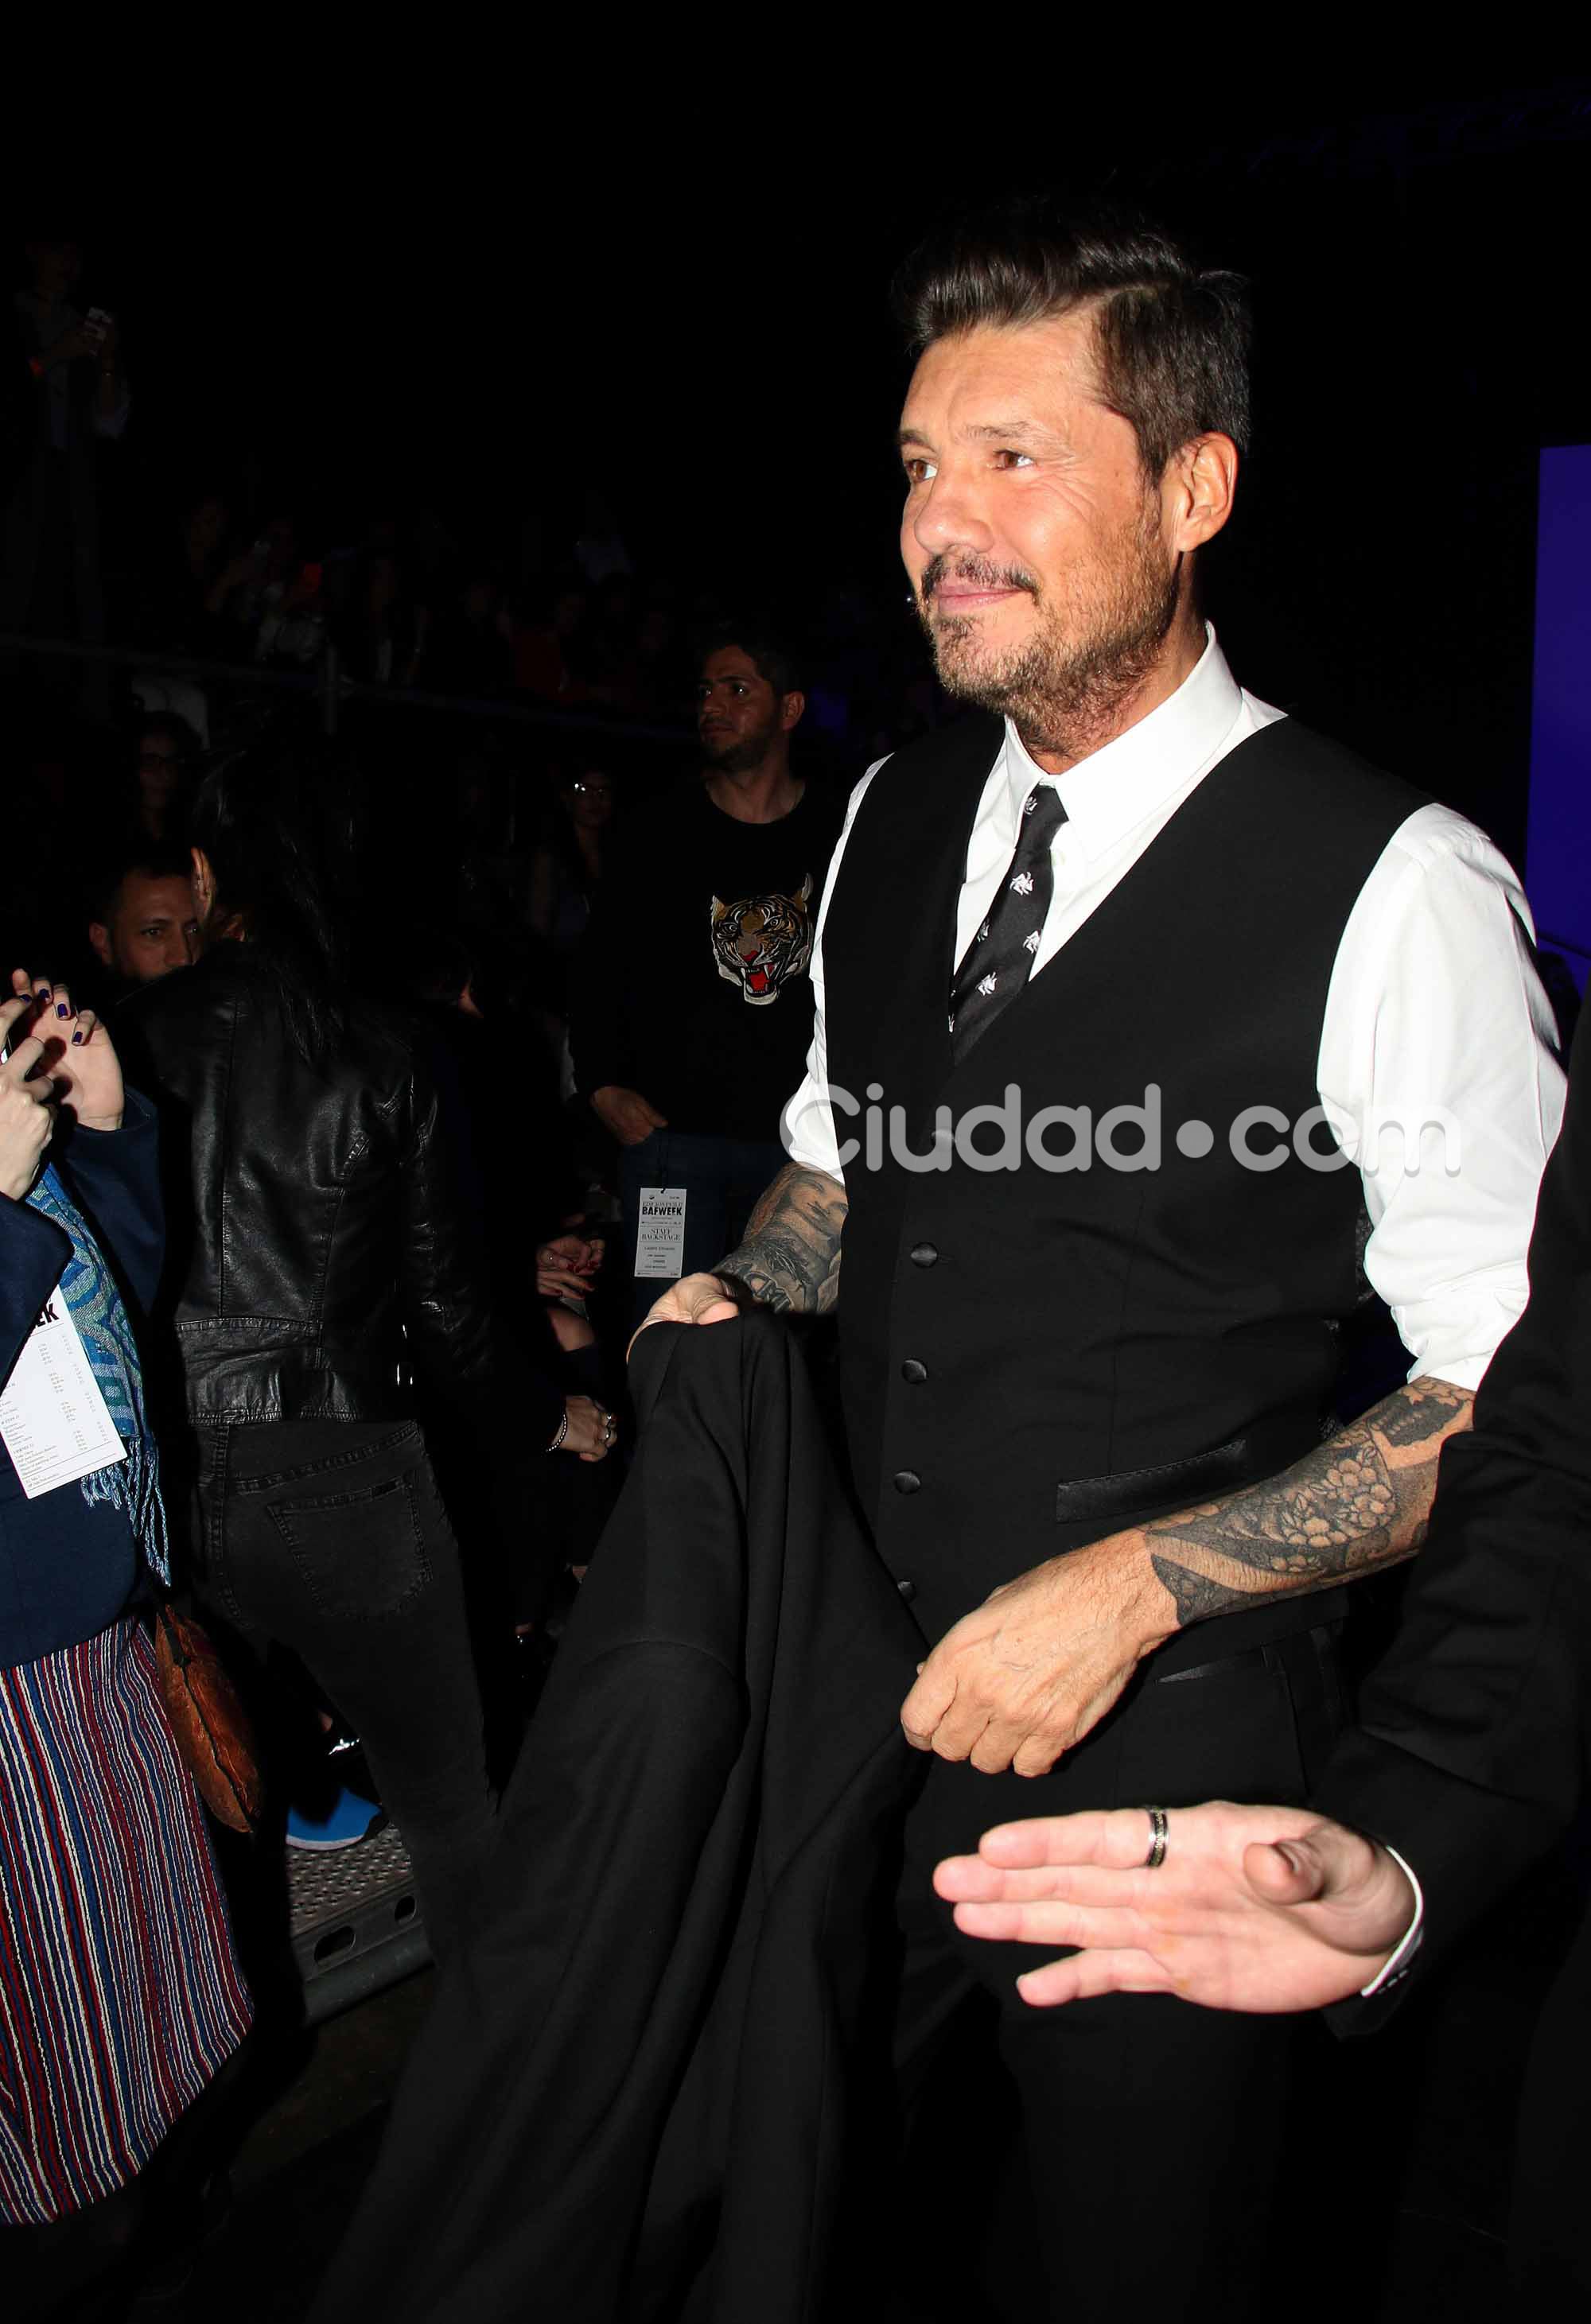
[85,841,194,928]
[893,204,1251,480]
[695,620,803,701]
[190,745,351,1067]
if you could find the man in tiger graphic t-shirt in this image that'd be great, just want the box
[571,622,843,1327]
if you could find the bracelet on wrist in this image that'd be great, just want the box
[547,1409,570,1453]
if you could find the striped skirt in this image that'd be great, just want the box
[0,1615,254,2224]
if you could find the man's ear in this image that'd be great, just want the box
[1165,433,1238,554]
[88,921,113,970]
[780,689,807,735]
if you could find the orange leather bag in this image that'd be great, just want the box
[153,1603,264,1836]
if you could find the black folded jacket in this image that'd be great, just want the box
[309,1314,923,2324]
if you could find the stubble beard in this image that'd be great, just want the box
[702,709,780,777]
[918,503,1182,761]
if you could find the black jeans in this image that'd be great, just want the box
[196,1418,496,1958]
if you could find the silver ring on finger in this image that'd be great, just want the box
[1143,1806,1169,1871]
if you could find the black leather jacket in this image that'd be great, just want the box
[123,942,560,1439]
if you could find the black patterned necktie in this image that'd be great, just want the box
[948,782,1068,1060]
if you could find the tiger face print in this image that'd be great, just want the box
[709,874,816,1006]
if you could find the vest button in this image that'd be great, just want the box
[908,1242,939,1269]
[897,1577,918,1603]
[901,1358,928,1384]
[893,1469,922,1495]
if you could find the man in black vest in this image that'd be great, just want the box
[636,207,1565,2318]
[935,1005,1591,2300]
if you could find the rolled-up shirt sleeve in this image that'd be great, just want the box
[780,759,887,1184]
[1318,806,1567,1391]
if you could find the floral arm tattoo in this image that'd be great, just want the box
[718,1163,848,1316]
[1146,1376,1474,1629]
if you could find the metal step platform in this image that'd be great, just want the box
[286,1817,431,2024]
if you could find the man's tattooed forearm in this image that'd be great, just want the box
[719,1164,848,1315]
[1372,1390,1470,1449]
[1146,1376,1472,1629]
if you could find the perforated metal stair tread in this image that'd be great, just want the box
[286,1817,418,1935]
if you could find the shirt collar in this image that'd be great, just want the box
[1002,624,1246,862]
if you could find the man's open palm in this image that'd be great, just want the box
[934,1801,1417,2013]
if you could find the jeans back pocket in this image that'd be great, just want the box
[264,1471,431,1622]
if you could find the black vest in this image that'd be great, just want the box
[822,713,1427,1656]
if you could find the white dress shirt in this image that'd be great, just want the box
[1361,1849,1424,1996]
[784,628,1566,1393]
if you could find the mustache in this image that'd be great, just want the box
[920,554,1040,604]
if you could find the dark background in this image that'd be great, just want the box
[24,78,1591,864]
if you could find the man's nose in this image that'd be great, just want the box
[908,466,996,562]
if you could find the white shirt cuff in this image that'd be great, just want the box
[1359,1846,1424,1996]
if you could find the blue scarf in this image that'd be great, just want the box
[25,1164,171,1587]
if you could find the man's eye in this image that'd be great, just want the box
[994,449,1035,470]
[904,457,936,485]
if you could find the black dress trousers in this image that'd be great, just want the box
[889,1623,1348,2323]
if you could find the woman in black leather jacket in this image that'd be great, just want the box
[126,751,614,1953]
